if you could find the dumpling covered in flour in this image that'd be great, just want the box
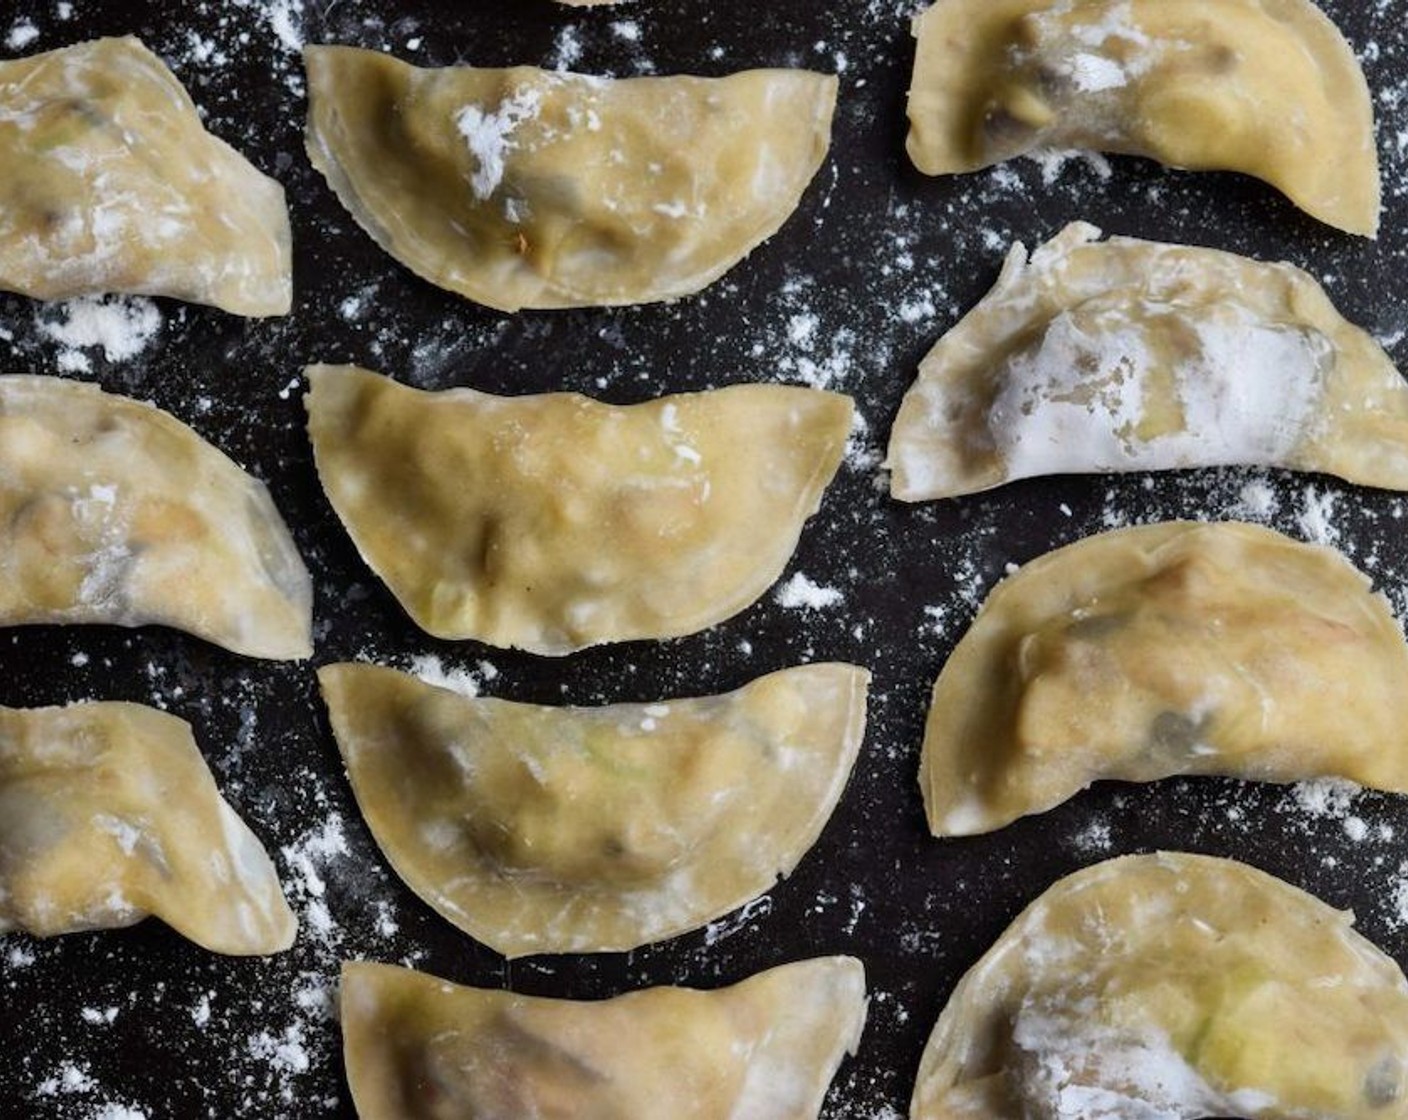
[906,0,1380,235]
[887,224,1408,500]
[303,45,838,311]
[305,364,852,654]
[912,852,1408,1118]
[342,957,867,1119]
[919,521,1408,837]
[0,37,292,315]
[0,375,312,660]
[0,701,296,955]
[319,661,869,956]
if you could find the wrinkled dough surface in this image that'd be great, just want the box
[887,223,1408,500]
[906,0,1379,234]
[920,521,1408,836]
[304,46,837,311]
[913,852,1408,1119]
[0,376,312,659]
[319,662,869,955]
[0,37,292,315]
[0,702,296,955]
[343,957,867,1120]
[306,364,852,654]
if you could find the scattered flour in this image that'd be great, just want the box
[455,87,543,200]
[5,19,39,49]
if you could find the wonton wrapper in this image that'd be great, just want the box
[906,0,1380,235]
[303,45,837,311]
[887,224,1408,500]
[913,852,1408,1118]
[0,37,292,316]
[306,364,852,654]
[0,701,296,955]
[920,521,1408,836]
[343,957,867,1119]
[0,376,312,660]
[319,662,869,956]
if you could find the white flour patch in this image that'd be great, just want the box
[775,572,845,611]
[6,19,39,49]
[407,653,498,697]
[35,296,162,371]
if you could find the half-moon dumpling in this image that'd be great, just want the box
[303,46,837,311]
[0,37,292,316]
[887,224,1408,500]
[343,957,867,1119]
[0,375,312,660]
[306,364,852,654]
[920,521,1408,837]
[0,701,297,955]
[913,852,1408,1118]
[319,661,869,956]
[906,0,1380,235]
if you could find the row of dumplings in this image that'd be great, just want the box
[12,675,1405,1118]
[0,0,1384,320]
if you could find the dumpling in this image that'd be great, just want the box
[305,364,852,654]
[303,46,837,311]
[887,223,1408,500]
[0,701,296,955]
[0,375,312,660]
[913,852,1408,1118]
[906,0,1379,235]
[319,661,869,956]
[920,521,1408,837]
[343,957,867,1119]
[0,37,292,316]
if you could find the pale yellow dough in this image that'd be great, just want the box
[0,37,292,315]
[0,701,296,955]
[887,224,1408,501]
[920,521,1408,836]
[303,45,837,311]
[342,957,867,1119]
[913,852,1408,1118]
[319,662,869,956]
[906,0,1380,235]
[0,376,312,660]
[305,364,852,654]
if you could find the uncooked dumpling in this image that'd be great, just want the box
[887,224,1408,500]
[0,375,312,660]
[913,852,1408,1118]
[303,46,837,311]
[343,957,867,1119]
[920,521,1408,836]
[305,364,852,654]
[0,701,296,955]
[319,661,869,956]
[0,37,292,316]
[906,0,1379,235]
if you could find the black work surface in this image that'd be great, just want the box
[2,0,1408,1116]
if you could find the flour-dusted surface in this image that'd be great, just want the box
[0,0,1406,1116]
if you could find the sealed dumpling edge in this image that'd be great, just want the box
[887,223,1408,500]
[305,363,852,654]
[913,852,1408,1117]
[342,956,867,1119]
[920,520,1408,836]
[320,661,869,956]
[0,701,297,955]
[304,45,838,310]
